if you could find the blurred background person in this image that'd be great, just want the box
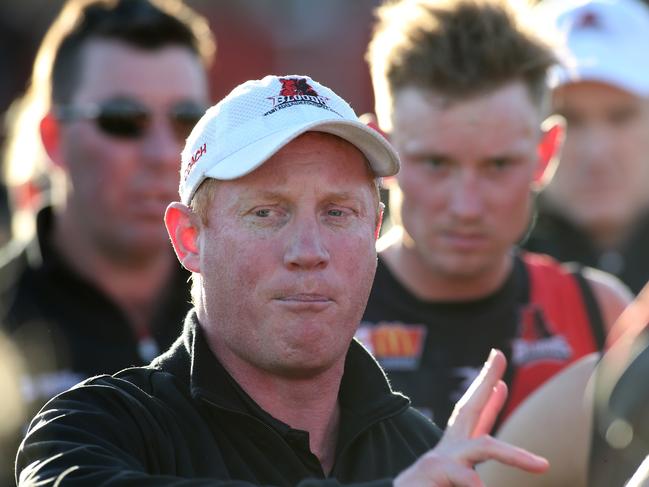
[0,0,391,248]
[0,0,215,462]
[478,279,649,486]
[356,0,632,429]
[524,0,649,295]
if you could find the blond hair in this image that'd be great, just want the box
[367,0,555,131]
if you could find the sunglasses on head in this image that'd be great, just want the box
[55,98,206,141]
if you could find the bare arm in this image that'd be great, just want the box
[478,282,649,487]
[395,349,549,487]
[476,352,598,487]
[582,267,633,343]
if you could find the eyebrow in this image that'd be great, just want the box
[250,190,365,204]
[406,150,452,162]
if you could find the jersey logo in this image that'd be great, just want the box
[511,304,572,366]
[356,322,426,370]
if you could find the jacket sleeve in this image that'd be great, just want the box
[16,382,397,487]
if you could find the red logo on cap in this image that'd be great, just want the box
[279,77,319,97]
[264,77,338,117]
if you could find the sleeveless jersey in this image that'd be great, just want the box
[356,251,604,427]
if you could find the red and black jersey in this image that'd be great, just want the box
[357,250,604,428]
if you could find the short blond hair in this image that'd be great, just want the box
[368,0,556,130]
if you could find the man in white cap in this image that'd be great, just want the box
[524,0,649,296]
[16,75,549,486]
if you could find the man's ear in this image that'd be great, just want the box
[360,112,399,188]
[39,112,66,169]
[533,114,565,190]
[360,112,388,138]
[375,202,385,241]
[165,202,201,273]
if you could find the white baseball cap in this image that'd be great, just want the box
[179,74,400,204]
[536,0,649,97]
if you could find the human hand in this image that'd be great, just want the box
[394,349,549,486]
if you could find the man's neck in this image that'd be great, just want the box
[380,231,512,302]
[585,220,634,253]
[52,212,175,332]
[213,345,345,475]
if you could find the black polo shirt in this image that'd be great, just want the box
[0,206,192,409]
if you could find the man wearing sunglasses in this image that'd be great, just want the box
[0,0,214,472]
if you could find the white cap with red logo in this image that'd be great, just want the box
[179,74,400,205]
[536,0,649,97]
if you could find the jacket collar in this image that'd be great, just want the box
[154,310,411,439]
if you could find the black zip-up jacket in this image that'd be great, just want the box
[0,206,192,487]
[17,311,442,486]
[0,207,191,397]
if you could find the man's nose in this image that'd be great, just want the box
[574,125,614,171]
[140,116,183,170]
[283,216,330,270]
[448,170,483,220]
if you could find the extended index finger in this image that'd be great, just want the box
[445,349,507,441]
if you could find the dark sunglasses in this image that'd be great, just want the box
[55,98,206,141]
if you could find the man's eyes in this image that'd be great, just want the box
[425,157,448,168]
[327,209,345,217]
[488,158,511,170]
[254,208,272,217]
[249,205,356,220]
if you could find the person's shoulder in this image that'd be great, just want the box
[522,251,632,336]
[519,250,569,272]
[580,266,633,304]
[389,403,443,448]
[580,266,633,337]
[113,362,191,403]
[518,250,584,286]
[74,366,179,398]
[521,251,631,305]
[32,364,192,428]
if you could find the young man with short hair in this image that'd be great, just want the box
[359,0,632,427]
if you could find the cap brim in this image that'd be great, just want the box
[202,118,400,181]
[551,61,649,97]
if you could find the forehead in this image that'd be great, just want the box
[553,81,644,109]
[392,82,541,156]
[71,39,209,104]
